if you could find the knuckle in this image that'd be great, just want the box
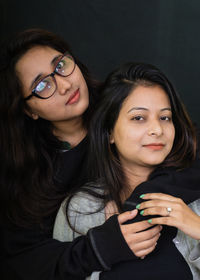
[140,202,146,209]
[146,246,154,254]
[146,230,154,239]
[162,217,169,224]
[157,193,163,197]
[176,197,183,204]
[142,209,147,216]
[126,236,133,245]
[176,203,183,211]
[155,233,161,242]
[121,226,128,235]
[153,227,160,235]
[135,252,141,257]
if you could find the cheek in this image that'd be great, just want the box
[28,98,57,116]
[114,124,143,144]
[114,129,140,155]
[75,67,87,85]
[169,126,175,144]
[165,126,175,154]
[75,70,89,99]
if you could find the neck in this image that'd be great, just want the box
[52,117,87,148]
[121,164,155,202]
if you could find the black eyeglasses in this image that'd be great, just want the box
[24,52,76,100]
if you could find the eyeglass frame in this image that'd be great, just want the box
[24,52,76,101]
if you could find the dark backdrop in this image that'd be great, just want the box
[1,0,200,124]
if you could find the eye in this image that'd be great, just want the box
[35,80,48,93]
[160,116,172,121]
[131,115,145,121]
[35,77,51,93]
[54,54,74,76]
[55,59,65,72]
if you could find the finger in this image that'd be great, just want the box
[125,225,162,248]
[118,209,138,224]
[133,225,162,243]
[139,193,181,202]
[125,219,157,233]
[140,206,175,217]
[133,230,161,252]
[138,200,176,211]
[120,219,158,238]
[147,217,177,227]
[148,215,200,240]
[134,243,158,258]
[129,230,159,257]
[122,225,161,256]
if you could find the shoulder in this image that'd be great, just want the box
[173,198,200,276]
[188,199,200,215]
[53,186,105,241]
[68,187,104,213]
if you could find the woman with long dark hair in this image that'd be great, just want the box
[54,62,200,279]
[0,30,161,280]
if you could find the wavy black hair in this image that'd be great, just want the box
[0,28,101,228]
[85,62,197,212]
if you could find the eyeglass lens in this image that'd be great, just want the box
[34,54,75,99]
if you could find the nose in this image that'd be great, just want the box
[147,120,163,136]
[56,75,72,95]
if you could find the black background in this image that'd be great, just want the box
[1,0,200,124]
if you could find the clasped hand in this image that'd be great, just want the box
[117,193,200,259]
[137,193,200,240]
[117,209,161,259]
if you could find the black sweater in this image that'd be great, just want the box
[100,157,200,280]
[1,138,134,280]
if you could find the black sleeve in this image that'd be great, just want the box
[1,215,134,280]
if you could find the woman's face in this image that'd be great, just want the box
[110,85,175,172]
[16,46,89,124]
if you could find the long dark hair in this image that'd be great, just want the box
[85,62,197,212]
[0,28,101,228]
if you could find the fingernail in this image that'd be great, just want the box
[140,210,144,215]
[136,204,140,209]
[140,194,145,198]
[148,219,152,223]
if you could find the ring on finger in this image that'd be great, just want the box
[166,207,172,216]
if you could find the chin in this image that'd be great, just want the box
[145,159,165,166]
[74,103,89,117]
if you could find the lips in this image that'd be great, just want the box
[143,143,165,150]
[66,89,80,105]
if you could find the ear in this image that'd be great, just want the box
[30,113,39,120]
[24,108,39,120]
[109,131,115,144]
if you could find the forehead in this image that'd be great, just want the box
[16,46,61,74]
[122,85,171,110]
[15,46,62,90]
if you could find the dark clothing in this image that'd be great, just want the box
[100,157,200,280]
[1,138,133,280]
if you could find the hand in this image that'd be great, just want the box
[138,193,200,240]
[118,209,162,258]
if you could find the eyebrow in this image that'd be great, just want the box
[127,107,172,113]
[29,54,62,90]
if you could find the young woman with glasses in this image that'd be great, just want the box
[0,29,162,280]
